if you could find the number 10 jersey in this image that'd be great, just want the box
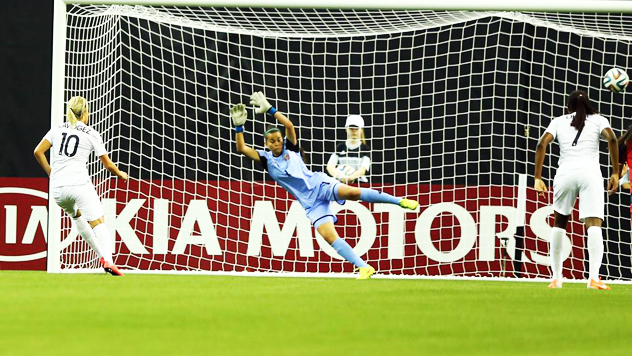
[43,121,107,189]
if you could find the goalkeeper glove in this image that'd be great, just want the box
[230,103,247,132]
[250,91,275,115]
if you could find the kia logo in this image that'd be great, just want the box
[0,187,48,262]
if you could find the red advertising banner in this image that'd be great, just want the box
[0,178,49,270]
[1,178,589,278]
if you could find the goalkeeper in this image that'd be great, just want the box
[231,92,419,279]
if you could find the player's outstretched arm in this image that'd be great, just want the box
[602,127,619,194]
[33,138,52,177]
[99,154,128,181]
[534,132,554,197]
[231,103,261,162]
[250,91,297,146]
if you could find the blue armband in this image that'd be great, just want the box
[267,107,277,116]
[235,125,244,133]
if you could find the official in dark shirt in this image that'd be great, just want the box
[326,115,371,184]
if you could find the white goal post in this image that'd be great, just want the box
[49,0,632,282]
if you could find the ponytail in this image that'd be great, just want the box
[360,128,367,146]
[67,96,88,128]
[299,147,309,164]
[567,90,598,131]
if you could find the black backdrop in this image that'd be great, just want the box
[108,13,631,186]
[6,4,632,182]
[1,0,53,177]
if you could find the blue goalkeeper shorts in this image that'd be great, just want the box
[305,177,345,229]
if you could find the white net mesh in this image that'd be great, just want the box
[58,4,632,280]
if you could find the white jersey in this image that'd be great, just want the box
[43,121,107,189]
[544,113,611,172]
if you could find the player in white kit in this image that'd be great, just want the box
[34,96,128,276]
[534,90,619,290]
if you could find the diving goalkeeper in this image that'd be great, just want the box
[231,92,419,279]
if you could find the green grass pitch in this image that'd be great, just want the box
[1,271,631,356]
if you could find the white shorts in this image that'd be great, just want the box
[50,184,105,222]
[552,169,604,221]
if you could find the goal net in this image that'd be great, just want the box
[51,3,632,280]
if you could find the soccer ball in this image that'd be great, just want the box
[336,165,356,177]
[603,68,630,93]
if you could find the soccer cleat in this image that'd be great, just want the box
[356,265,376,280]
[400,199,419,211]
[548,279,563,289]
[587,278,610,290]
[100,257,124,276]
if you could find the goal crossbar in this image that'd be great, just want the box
[59,0,632,13]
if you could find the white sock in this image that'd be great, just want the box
[73,216,103,259]
[549,227,565,280]
[93,223,113,264]
[587,226,604,282]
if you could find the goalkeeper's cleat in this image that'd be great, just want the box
[356,265,376,280]
[400,199,419,211]
[100,257,124,276]
[548,279,563,289]
[587,278,610,290]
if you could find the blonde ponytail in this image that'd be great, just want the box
[360,128,367,145]
[67,96,88,127]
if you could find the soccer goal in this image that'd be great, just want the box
[48,0,632,281]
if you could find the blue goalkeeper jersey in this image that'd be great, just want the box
[256,139,327,210]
